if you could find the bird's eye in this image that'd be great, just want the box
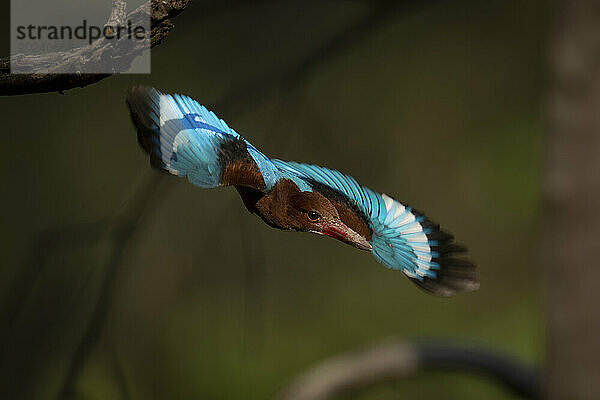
[307,210,321,221]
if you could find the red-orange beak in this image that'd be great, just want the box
[320,220,372,251]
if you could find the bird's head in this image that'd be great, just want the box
[288,191,372,251]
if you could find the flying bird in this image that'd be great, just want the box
[126,86,479,297]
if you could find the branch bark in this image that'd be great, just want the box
[0,0,191,96]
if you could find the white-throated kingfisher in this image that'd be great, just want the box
[126,87,479,297]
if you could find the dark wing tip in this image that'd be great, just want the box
[410,210,480,297]
[410,253,480,297]
[126,86,168,171]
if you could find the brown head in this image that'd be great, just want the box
[253,179,372,251]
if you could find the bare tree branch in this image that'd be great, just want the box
[274,340,540,400]
[0,0,191,96]
[274,342,419,400]
[106,0,128,29]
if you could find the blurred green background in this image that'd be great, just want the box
[0,0,547,399]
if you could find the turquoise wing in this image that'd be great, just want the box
[271,160,478,296]
[126,86,280,190]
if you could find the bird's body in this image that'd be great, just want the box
[127,87,479,297]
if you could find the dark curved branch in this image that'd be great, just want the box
[0,0,191,96]
[218,0,426,116]
[274,340,540,400]
[415,341,540,398]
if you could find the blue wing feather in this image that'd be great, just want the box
[127,87,280,190]
[271,160,478,295]
[270,159,437,280]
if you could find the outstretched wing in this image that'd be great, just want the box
[271,160,479,297]
[126,86,279,191]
